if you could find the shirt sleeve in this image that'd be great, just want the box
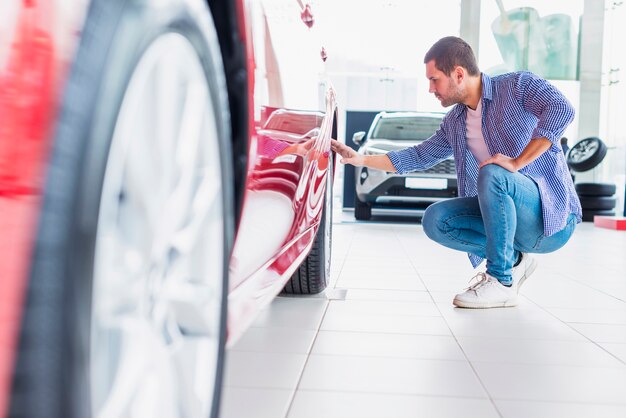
[386,122,454,174]
[515,72,575,151]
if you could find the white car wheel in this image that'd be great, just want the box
[10,1,233,417]
[91,33,224,418]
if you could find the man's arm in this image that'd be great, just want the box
[479,137,552,172]
[482,73,574,173]
[331,139,396,172]
[516,72,575,148]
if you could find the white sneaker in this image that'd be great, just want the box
[512,253,537,294]
[453,272,518,309]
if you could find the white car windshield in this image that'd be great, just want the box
[371,117,442,141]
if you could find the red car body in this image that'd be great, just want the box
[0,0,336,416]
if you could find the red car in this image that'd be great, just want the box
[0,0,337,417]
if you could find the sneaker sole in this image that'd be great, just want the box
[452,297,518,309]
[516,256,538,294]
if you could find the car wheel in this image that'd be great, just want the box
[582,210,616,222]
[9,1,233,418]
[575,182,616,197]
[354,196,372,220]
[579,196,617,211]
[567,137,607,172]
[282,154,333,295]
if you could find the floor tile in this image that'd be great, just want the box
[340,263,418,274]
[223,216,626,416]
[288,391,500,418]
[311,330,466,361]
[299,355,487,398]
[220,387,293,418]
[320,307,452,335]
[569,323,626,343]
[522,277,626,310]
[326,299,441,317]
[414,264,479,276]
[229,327,317,354]
[340,258,416,271]
[250,297,328,330]
[437,298,556,322]
[419,277,469,292]
[473,362,626,404]
[345,247,410,259]
[430,291,457,303]
[445,317,587,341]
[457,336,624,367]
[341,288,434,302]
[335,276,427,291]
[223,351,307,389]
[494,399,626,418]
[546,307,626,325]
[598,343,626,363]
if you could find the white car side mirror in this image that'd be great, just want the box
[352,131,366,146]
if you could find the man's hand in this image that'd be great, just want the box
[331,139,365,166]
[479,153,519,172]
[480,138,553,172]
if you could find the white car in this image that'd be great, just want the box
[353,112,457,220]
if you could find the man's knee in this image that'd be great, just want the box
[422,202,444,240]
[477,164,508,191]
[478,163,507,180]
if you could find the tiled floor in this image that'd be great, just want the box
[221,211,626,418]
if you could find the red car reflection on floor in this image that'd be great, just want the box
[0,0,336,417]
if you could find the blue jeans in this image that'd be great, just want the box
[422,164,577,285]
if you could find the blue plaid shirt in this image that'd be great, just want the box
[387,72,582,267]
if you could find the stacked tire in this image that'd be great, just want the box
[576,183,617,222]
[566,137,616,222]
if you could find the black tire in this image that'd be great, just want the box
[354,196,372,220]
[9,1,233,417]
[567,137,607,172]
[282,154,333,295]
[575,182,616,197]
[579,196,617,211]
[582,210,616,222]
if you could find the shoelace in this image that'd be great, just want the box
[466,272,490,291]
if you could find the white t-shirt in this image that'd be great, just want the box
[465,100,491,163]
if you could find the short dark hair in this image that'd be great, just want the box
[424,36,480,76]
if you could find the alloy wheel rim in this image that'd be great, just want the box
[91,33,224,418]
[569,139,598,162]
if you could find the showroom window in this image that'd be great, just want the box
[600,2,626,215]
[478,0,584,146]
[478,0,583,80]
[316,0,462,112]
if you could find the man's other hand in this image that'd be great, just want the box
[479,153,519,172]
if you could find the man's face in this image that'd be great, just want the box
[425,60,464,108]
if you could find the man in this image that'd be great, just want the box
[331,36,581,309]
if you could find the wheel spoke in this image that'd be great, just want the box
[153,84,209,256]
[95,319,171,418]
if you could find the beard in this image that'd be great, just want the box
[437,82,464,107]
